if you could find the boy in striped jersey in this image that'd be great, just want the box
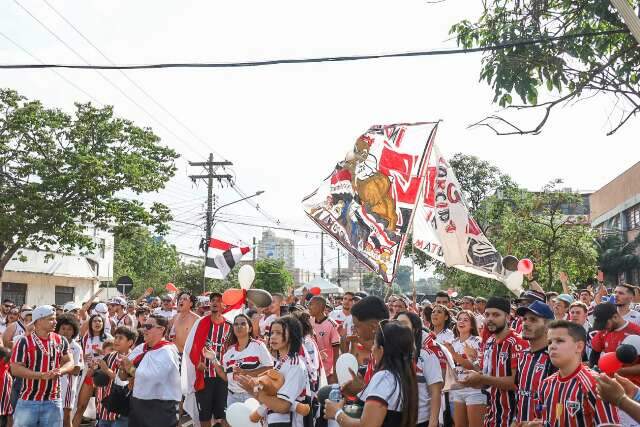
[10,305,75,427]
[531,320,619,427]
[94,326,137,426]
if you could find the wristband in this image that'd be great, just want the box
[634,389,640,402]
[334,409,344,422]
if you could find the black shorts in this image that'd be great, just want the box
[195,377,228,421]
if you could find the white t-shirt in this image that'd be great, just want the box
[266,355,309,427]
[259,314,277,336]
[60,339,83,409]
[301,336,321,393]
[153,308,177,320]
[624,309,640,326]
[435,328,455,345]
[358,370,402,411]
[222,339,273,393]
[129,342,181,401]
[416,348,444,424]
[328,309,349,325]
[0,315,6,334]
[451,335,481,357]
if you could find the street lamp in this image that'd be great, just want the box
[210,190,265,231]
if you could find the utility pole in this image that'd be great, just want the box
[320,232,325,279]
[252,237,257,265]
[189,153,233,292]
[337,247,341,286]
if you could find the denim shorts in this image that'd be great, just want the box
[13,399,63,427]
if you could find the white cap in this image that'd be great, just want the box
[93,302,109,315]
[63,301,81,312]
[30,305,56,325]
[110,297,127,306]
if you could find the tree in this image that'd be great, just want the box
[393,265,413,292]
[253,259,294,295]
[113,227,180,297]
[596,233,640,285]
[450,0,639,135]
[488,181,598,290]
[0,89,177,280]
[448,153,516,214]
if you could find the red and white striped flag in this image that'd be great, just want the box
[204,239,250,280]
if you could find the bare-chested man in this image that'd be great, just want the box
[170,291,200,354]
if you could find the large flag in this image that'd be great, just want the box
[303,122,439,283]
[412,144,509,284]
[204,238,250,280]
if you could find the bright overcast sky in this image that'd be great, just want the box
[2,0,639,277]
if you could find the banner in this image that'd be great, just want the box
[412,144,506,281]
[303,122,439,283]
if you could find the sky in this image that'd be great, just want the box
[2,0,639,279]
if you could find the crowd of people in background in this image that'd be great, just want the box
[2,272,640,427]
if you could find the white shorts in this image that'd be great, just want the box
[450,387,486,406]
[60,373,79,410]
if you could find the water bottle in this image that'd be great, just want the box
[328,384,342,427]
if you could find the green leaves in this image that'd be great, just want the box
[449,0,640,134]
[0,89,178,272]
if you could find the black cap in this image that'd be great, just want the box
[516,290,546,303]
[592,303,618,331]
[486,296,511,314]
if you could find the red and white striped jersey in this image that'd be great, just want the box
[539,364,619,427]
[482,329,528,427]
[515,347,556,422]
[0,361,13,415]
[204,318,232,379]
[11,332,69,401]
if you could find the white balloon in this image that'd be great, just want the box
[244,398,260,412]
[622,334,640,353]
[238,265,256,290]
[226,402,252,427]
[336,353,358,385]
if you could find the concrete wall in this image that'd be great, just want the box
[1,271,97,306]
[590,161,640,224]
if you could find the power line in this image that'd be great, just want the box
[38,0,230,163]
[0,28,628,70]
[10,0,210,162]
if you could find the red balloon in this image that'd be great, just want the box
[598,352,623,375]
[310,287,321,296]
[222,288,244,306]
[517,258,534,274]
[165,282,178,293]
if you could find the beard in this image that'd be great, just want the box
[489,321,506,334]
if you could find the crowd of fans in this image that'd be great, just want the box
[1,273,640,427]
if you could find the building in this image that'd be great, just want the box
[256,230,295,270]
[1,227,113,306]
[590,161,640,284]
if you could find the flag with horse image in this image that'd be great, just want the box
[302,122,439,283]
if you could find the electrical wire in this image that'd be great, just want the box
[0,28,628,70]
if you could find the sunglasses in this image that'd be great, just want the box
[3,304,15,309]
[378,319,390,342]
[142,323,161,330]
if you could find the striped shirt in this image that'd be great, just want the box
[0,361,13,415]
[95,351,124,421]
[11,332,69,401]
[204,318,232,378]
[539,364,619,427]
[515,347,555,422]
[482,329,528,427]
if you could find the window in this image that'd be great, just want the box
[626,204,640,230]
[55,286,75,306]
[1,282,27,306]
[99,238,106,259]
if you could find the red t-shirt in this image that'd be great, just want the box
[591,321,640,385]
